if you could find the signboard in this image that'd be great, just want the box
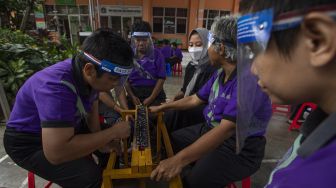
[100,6,142,16]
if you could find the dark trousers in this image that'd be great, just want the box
[164,104,206,133]
[3,128,102,188]
[171,123,266,188]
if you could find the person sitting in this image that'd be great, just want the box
[240,0,336,187]
[3,28,133,188]
[125,21,166,108]
[168,42,183,69]
[164,28,217,132]
[149,16,272,188]
[160,39,173,64]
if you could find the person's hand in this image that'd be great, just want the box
[150,156,184,181]
[143,97,154,106]
[173,91,184,101]
[131,95,141,106]
[148,105,163,113]
[125,114,134,122]
[99,140,121,154]
[111,121,131,139]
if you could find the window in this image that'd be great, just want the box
[202,9,231,30]
[152,7,187,34]
[153,7,163,16]
[176,18,186,33]
[44,4,90,44]
[153,17,163,33]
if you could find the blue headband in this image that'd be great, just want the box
[82,52,133,76]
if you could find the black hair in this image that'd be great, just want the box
[77,28,133,77]
[131,21,152,33]
[171,42,177,47]
[188,30,201,41]
[240,0,335,58]
[163,39,170,45]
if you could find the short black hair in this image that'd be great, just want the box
[78,28,133,77]
[240,0,335,57]
[163,39,170,45]
[131,21,152,33]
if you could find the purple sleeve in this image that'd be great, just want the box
[34,82,77,126]
[222,82,237,122]
[155,50,166,79]
[196,72,217,102]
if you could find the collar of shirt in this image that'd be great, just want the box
[298,110,336,158]
[219,68,237,85]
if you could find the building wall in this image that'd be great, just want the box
[44,0,238,49]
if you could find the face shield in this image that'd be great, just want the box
[236,6,336,152]
[131,32,155,61]
[236,9,274,153]
[82,51,134,96]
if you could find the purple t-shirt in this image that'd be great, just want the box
[7,59,97,133]
[197,69,237,127]
[266,111,336,188]
[266,136,336,187]
[173,48,183,60]
[160,45,172,60]
[128,49,166,87]
[197,69,270,136]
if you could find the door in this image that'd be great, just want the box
[122,17,132,39]
[68,15,80,44]
[111,16,121,36]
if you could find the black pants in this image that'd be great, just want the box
[127,86,166,108]
[172,123,266,188]
[3,128,102,188]
[164,104,206,133]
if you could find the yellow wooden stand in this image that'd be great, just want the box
[102,108,183,188]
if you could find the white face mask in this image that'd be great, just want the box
[188,47,203,61]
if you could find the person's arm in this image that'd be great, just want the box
[143,78,165,106]
[149,94,204,112]
[42,121,130,165]
[86,100,101,132]
[116,87,129,110]
[151,119,235,181]
[99,92,123,113]
[125,81,141,105]
[173,90,184,101]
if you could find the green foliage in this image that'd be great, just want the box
[0,28,79,106]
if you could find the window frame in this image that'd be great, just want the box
[152,7,188,34]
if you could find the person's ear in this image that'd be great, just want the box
[83,63,97,80]
[219,43,226,57]
[301,12,336,67]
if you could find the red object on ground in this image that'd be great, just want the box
[272,104,291,117]
[173,62,182,76]
[289,102,317,131]
[28,172,52,188]
[227,176,251,188]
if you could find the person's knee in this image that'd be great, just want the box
[184,172,209,188]
[77,165,102,188]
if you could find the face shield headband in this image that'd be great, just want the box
[82,51,133,77]
[237,4,336,53]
